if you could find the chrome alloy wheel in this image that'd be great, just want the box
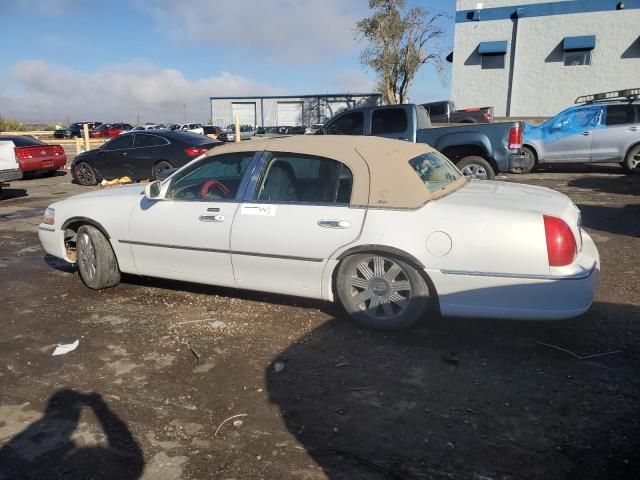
[348,256,412,320]
[461,164,488,180]
[77,232,97,281]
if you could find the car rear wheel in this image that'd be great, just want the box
[457,156,495,180]
[512,146,536,174]
[73,162,97,186]
[76,225,120,290]
[623,144,640,174]
[152,161,173,180]
[336,253,430,330]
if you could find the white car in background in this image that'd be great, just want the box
[170,123,204,135]
[0,138,24,196]
[126,124,165,133]
[37,136,599,330]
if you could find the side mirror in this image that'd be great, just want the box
[144,180,163,200]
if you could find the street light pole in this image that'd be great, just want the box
[183,104,187,122]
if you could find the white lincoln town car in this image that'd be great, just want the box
[38,136,599,330]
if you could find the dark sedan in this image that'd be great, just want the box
[71,130,221,185]
[53,122,102,139]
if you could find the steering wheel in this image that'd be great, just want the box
[200,180,231,200]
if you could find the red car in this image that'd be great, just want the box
[0,135,67,175]
[89,123,133,138]
[107,123,133,137]
[89,124,111,138]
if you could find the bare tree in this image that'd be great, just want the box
[357,0,447,104]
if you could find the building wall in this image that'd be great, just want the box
[210,95,379,127]
[452,0,640,117]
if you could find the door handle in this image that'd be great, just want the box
[318,219,351,229]
[580,132,590,136]
[628,127,639,132]
[199,213,225,222]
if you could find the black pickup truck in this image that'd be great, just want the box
[316,104,525,180]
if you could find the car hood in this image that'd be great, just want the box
[440,180,580,225]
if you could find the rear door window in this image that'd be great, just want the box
[134,134,168,148]
[605,104,637,126]
[325,112,364,135]
[255,153,352,204]
[103,135,133,151]
[371,108,408,134]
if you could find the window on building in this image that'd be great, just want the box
[481,54,505,69]
[564,50,591,66]
[478,40,507,70]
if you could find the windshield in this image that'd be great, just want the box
[408,151,461,193]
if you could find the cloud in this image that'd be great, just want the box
[0,60,285,123]
[331,69,376,93]
[135,0,368,63]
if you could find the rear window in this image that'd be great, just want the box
[0,136,46,147]
[416,105,432,129]
[409,151,461,193]
[372,108,408,134]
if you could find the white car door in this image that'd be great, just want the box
[230,152,365,298]
[127,151,258,286]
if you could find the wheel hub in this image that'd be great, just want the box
[369,277,390,298]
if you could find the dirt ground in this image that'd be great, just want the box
[0,160,638,480]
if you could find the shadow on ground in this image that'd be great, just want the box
[569,176,640,196]
[578,204,640,238]
[0,188,27,200]
[267,302,640,479]
[0,389,144,480]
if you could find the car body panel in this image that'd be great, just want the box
[319,103,524,174]
[231,204,366,297]
[71,131,220,182]
[524,102,640,164]
[39,136,598,321]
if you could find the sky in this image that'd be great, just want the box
[0,0,455,124]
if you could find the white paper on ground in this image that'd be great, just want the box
[52,339,79,356]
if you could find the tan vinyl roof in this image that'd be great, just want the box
[206,135,466,209]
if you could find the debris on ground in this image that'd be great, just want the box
[51,339,79,356]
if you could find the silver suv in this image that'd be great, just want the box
[522,89,640,174]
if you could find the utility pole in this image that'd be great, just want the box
[183,105,187,122]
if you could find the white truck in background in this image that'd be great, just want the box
[0,138,24,197]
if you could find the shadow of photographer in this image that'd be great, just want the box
[0,389,144,480]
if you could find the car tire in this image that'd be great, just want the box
[152,161,173,180]
[73,162,97,186]
[76,225,121,290]
[456,156,496,180]
[512,146,536,174]
[623,144,640,174]
[335,253,430,331]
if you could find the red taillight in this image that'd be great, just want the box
[52,145,64,155]
[543,215,576,267]
[185,147,208,157]
[14,147,30,159]
[508,125,522,150]
[483,110,493,122]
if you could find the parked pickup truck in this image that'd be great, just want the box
[316,104,525,179]
[422,100,494,124]
[0,138,24,197]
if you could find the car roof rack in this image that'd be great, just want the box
[575,88,640,104]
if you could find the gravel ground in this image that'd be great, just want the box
[0,160,638,480]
